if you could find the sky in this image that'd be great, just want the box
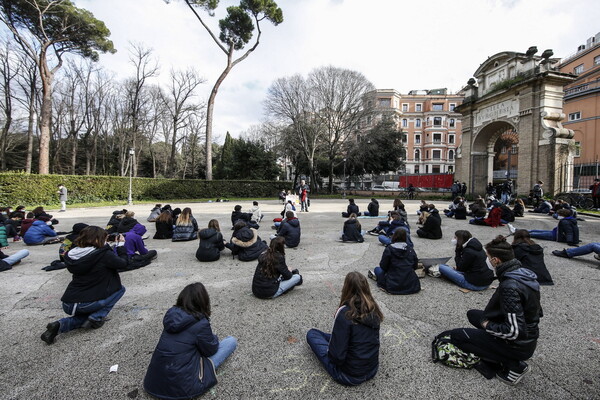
[76,0,600,143]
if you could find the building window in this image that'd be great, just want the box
[415,103,422,112]
[432,150,441,160]
[575,141,581,157]
[433,117,442,127]
[511,144,518,154]
[414,165,420,174]
[414,149,420,161]
[415,134,421,144]
[402,118,408,127]
[432,165,441,173]
[425,165,429,173]
[402,134,407,143]
[448,150,454,160]
[448,166,453,173]
[402,103,408,112]
[449,103,456,112]
[415,118,421,128]
[378,98,391,107]
[433,133,442,144]
[432,103,444,111]
[595,55,600,66]
[568,112,581,121]
[449,118,455,128]
[574,64,584,74]
[448,134,455,144]
[426,150,429,158]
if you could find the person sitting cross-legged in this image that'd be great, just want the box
[252,237,302,299]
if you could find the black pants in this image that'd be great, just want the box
[1,222,18,237]
[594,197,600,209]
[449,310,536,371]
[342,212,361,218]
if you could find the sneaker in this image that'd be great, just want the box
[81,318,105,329]
[496,362,531,385]
[552,249,569,258]
[507,223,516,235]
[368,230,380,236]
[594,254,600,261]
[13,235,21,242]
[41,321,60,344]
[367,270,377,281]
[296,274,303,286]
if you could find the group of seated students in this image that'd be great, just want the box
[5,190,596,398]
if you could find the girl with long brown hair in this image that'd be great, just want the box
[306,271,383,386]
[252,236,302,298]
[196,219,225,262]
[153,211,174,239]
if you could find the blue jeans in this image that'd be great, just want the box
[374,266,385,287]
[306,329,376,386]
[59,286,126,333]
[566,242,600,257]
[209,336,237,369]
[273,274,302,298]
[501,192,510,204]
[528,230,555,241]
[438,264,489,291]
[2,249,29,265]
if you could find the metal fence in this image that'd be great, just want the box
[558,161,600,193]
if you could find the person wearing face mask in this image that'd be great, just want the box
[444,235,542,385]
[22,218,61,245]
[509,208,579,246]
[438,230,494,291]
[416,204,442,239]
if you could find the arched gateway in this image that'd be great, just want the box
[455,48,576,196]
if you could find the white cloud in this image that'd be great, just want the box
[75,0,599,142]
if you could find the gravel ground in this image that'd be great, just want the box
[1,199,599,400]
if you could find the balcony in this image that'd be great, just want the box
[564,80,600,100]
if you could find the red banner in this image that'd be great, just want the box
[398,174,454,189]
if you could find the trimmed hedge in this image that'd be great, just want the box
[0,172,290,207]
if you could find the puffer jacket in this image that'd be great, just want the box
[454,238,494,287]
[0,225,7,248]
[482,259,542,345]
[23,220,57,244]
[144,307,218,400]
[172,217,199,242]
[196,229,225,262]
[228,227,267,261]
[277,217,301,248]
[556,217,579,245]
[342,219,364,242]
[377,242,420,295]
[512,243,553,285]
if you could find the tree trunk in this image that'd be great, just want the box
[25,90,35,173]
[328,157,335,194]
[38,70,53,175]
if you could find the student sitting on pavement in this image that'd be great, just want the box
[273,211,301,248]
[444,197,462,218]
[144,282,237,400]
[529,200,552,214]
[225,221,268,261]
[511,208,579,247]
[511,230,554,286]
[416,204,443,239]
[196,220,226,262]
[342,198,361,218]
[440,236,542,385]
[0,248,30,272]
[23,219,61,245]
[341,214,364,243]
[248,201,263,224]
[363,198,379,217]
[438,230,494,291]
[306,272,382,386]
[231,205,253,228]
[368,228,420,295]
[553,242,600,262]
[513,198,525,218]
[252,236,303,299]
[147,204,162,222]
[172,208,199,242]
[374,212,412,247]
[123,223,157,263]
[454,201,468,220]
[117,210,139,233]
[470,201,503,228]
[154,211,174,239]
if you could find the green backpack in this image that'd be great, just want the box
[431,333,480,369]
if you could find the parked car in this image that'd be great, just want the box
[372,185,395,191]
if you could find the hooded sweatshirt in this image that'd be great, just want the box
[61,245,128,303]
[342,219,364,242]
[23,220,57,244]
[455,238,494,287]
[144,307,218,400]
[124,224,149,257]
[378,242,420,294]
[277,217,301,247]
[512,242,554,285]
[196,228,225,262]
[367,199,379,216]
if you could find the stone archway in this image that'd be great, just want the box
[455,48,576,196]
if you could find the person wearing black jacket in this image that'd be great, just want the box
[231,205,252,228]
[363,198,379,217]
[512,230,554,285]
[445,236,542,385]
[117,211,138,233]
[342,199,361,218]
[439,231,494,291]
[225,221,268,261]
[454,202,467,220]
[40,226,129,345]
[369,229,420,295]
[252,237,302,299]
[196,220,225,262]
[416,205,442,239]
[513,198,525,217]
[523,208,580,246]
[154,211,174,239]
[275,211,301,248]
[306,272,383,386]
[341,214,364,242]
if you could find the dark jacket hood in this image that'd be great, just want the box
[354,309,381,329]
[388,241,409,256]
[463,237,483,252]
[163,306,202,334]
[513,242,544,256]
[64,246,110,274]
[66,223,89,242]
[286,218,300,227]
[428,208,439,215]
[504,268,540,292]
[345,219,359,226]
[199,228,219,240]
[131,223,147,236]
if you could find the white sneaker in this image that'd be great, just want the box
[507,223,516,235]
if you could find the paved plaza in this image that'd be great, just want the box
[1,199,599,400]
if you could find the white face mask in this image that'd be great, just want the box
[486,258,495,271]
[46,221,53,226]
[451,238,457,246]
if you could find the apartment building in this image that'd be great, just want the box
[365,88,464,174]
[559,32,600,167]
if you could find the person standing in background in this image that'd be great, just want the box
[296,179,310,212]
[58,184,68,212]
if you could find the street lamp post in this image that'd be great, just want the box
[128,148,134,206]
[343,158,347,198]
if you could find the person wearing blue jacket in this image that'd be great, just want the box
[23,219,59,245]
[306,271,383,386]
[373,212,413,247]
[368,229,420,295]
[144,282,237,400]
[514,208,579,246]
[275,211,301,248]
